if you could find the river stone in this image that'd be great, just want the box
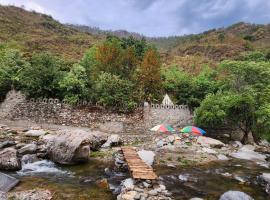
[197,136,225,148]
[0,172,19,192]
[18,144,37,155]
[231,145,266,162]
[42,130,107,164]
[102,134,121,148]
[219,191,254,200]
[25,130,47,137]
[8,189,52,200]
[0,192,7,200]
[21,154,40,165]
[217,154,229,161]
[119,191,137,200]
[137,150,155,166]
[0,140,15,149]
[0,148,21,170]
[122,178,134,190]
[190,198,204,200]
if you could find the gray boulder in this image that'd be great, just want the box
[219,191,254,200]
[0,148,21,170]
[102,134,121,148]
[258,173,270,194]
[41,130,107,164]
[18,144,37,155]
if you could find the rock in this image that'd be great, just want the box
[232,141,243,148]
[122,178,134,190]
[41,130,107,164]
[119,191,137,200]
[258,173,270,194]
[21,154,40,165]
[96,178,109,189]
[202,147,217,154]
[179,174,189,182]
[0,148,21,170]
[25,130,47,137]
[190,198,204,200]
[18,144,37,155]
[231,145,266,162]
[219,191,254,200]
[260,173,270,183]
[137,150,155,166]
[0,192,7,200]
[0,172,19,192]
[217,154,229,161]
[7,189,52,200]
[0,140,15,149]
[148,189,158,196]
[197,136,225,148]
[102,134,121,148]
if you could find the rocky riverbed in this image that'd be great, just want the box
[0,123,270,199]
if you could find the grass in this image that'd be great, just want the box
[90,150,113,158]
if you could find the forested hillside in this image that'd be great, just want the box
[0,5,102,61]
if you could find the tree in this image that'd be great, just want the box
[137,48,162,101]
[0,48,28,100]
[19,53,66,98]
[94,72,137,112]
[59,64,89,104]
[195,92,256,144]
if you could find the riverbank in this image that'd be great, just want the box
[0,122,270,199]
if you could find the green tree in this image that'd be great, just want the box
[0,48,28,100]
[94,72,137,112]
[19,53,66,98]
[59,64,89,104]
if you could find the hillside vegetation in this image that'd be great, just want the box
[0,5,102,61]
[0,5,270,143]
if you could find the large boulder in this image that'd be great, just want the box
[41,130,107,164]
[0,148,21,170]
[231,145,266,162]
[137,150,155,166]
[7,189,52,200]
[258,173,270,194]
[197,136,225,148]
[219,191,254,200]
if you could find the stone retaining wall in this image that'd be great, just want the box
[0,90,193,130]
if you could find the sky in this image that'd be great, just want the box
[0,0,270,37]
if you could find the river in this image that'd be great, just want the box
[5,157,270,200]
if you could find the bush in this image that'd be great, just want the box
[94,72,137,112]
[18,53,66,98]
[0,48,28,100]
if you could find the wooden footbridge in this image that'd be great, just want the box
[121,147,157,180]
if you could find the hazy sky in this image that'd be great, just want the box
[1,0,270,37]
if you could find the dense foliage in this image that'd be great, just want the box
[0,33,269,142]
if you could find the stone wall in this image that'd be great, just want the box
[0,91,193,131]
[143,102,193,128]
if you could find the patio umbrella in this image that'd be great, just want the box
[150,124,175,133]
[180,126,206,136]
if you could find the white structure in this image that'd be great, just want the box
[162,94,174,105]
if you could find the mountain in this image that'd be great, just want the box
[0,5,102,61]
[156,22,270,62]
[1,5,269,64]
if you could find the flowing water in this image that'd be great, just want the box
[5,158,270,200]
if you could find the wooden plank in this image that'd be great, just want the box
[121,146,157,180]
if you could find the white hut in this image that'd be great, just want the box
[162,94,174,105]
